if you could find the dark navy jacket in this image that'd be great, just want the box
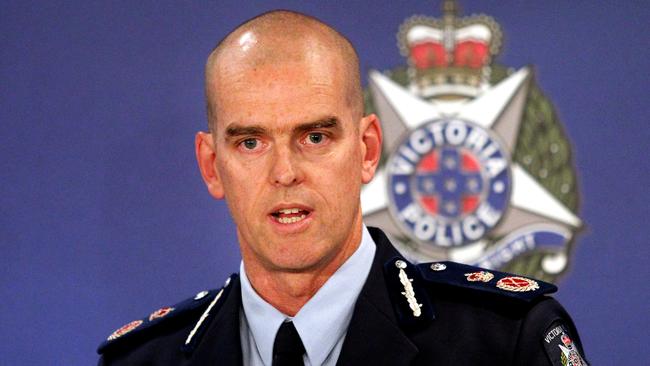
[98,227,587,365]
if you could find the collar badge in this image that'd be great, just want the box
[395,260,423,317]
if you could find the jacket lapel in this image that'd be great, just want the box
[187,278,243,366]
[336,228,420,366]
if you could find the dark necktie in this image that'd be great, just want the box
[272,321,305,366]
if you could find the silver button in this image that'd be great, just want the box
[430,263,447,271]
[194,290,209,300]
[395,260,407,269]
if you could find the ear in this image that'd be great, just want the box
[195,132,225,199]
[359,113,383,184]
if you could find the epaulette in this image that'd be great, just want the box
[416,260,557,302]
[97,274,237,355]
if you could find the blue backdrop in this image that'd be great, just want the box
[1,1,648,364]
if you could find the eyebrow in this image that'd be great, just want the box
[225,125,266,137]
[224,116,340,138]
[292,116,340,135]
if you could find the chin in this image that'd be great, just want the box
[265,242,332,271]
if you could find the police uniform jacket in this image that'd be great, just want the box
[98,227,588,365]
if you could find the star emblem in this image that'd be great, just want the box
[361,67,582,265]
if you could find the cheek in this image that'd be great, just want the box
[218,158,264,215]
[319,147,362,208]
[219,153,264,189]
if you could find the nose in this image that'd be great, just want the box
[269,144,303,187]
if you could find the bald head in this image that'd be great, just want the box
[205,10,363,131]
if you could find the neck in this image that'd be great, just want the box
[242,220,363,316]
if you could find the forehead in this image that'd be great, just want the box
[210,55,352,131]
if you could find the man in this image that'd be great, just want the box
[98,10,588,366]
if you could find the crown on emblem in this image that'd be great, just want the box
[397,0,502,98]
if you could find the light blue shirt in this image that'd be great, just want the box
[239,225,377,366]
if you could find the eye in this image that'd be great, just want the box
[307,133,325,144]
[240,138,259,150]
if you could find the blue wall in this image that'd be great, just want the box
[1,1,648,364]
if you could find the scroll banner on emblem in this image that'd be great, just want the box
[472,224,571,273]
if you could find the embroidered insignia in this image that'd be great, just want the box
[496,276,539,292]
[193,290,209,300]
[559,333,586,366]
[544,324,587,366]
[465,271,494,282]
[544,324,564,344]
[107,320,143,341]
[395,260,422,317]
[430,263,447,271]
[148,306,174,321]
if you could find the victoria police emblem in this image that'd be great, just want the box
[388,118,510,247]
[361,0,583,282]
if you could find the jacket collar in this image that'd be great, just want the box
[184,227,433,366]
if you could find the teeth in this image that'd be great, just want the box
[277,214,307,224]
[278,208,300,214]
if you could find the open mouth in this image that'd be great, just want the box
[270,207,312,224]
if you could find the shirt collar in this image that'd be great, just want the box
[240,224,376,366]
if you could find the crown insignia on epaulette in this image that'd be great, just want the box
[397,0,502,99]
[464,271,494,283]
[148,306,175,321]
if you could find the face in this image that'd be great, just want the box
[197,47,381,274]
